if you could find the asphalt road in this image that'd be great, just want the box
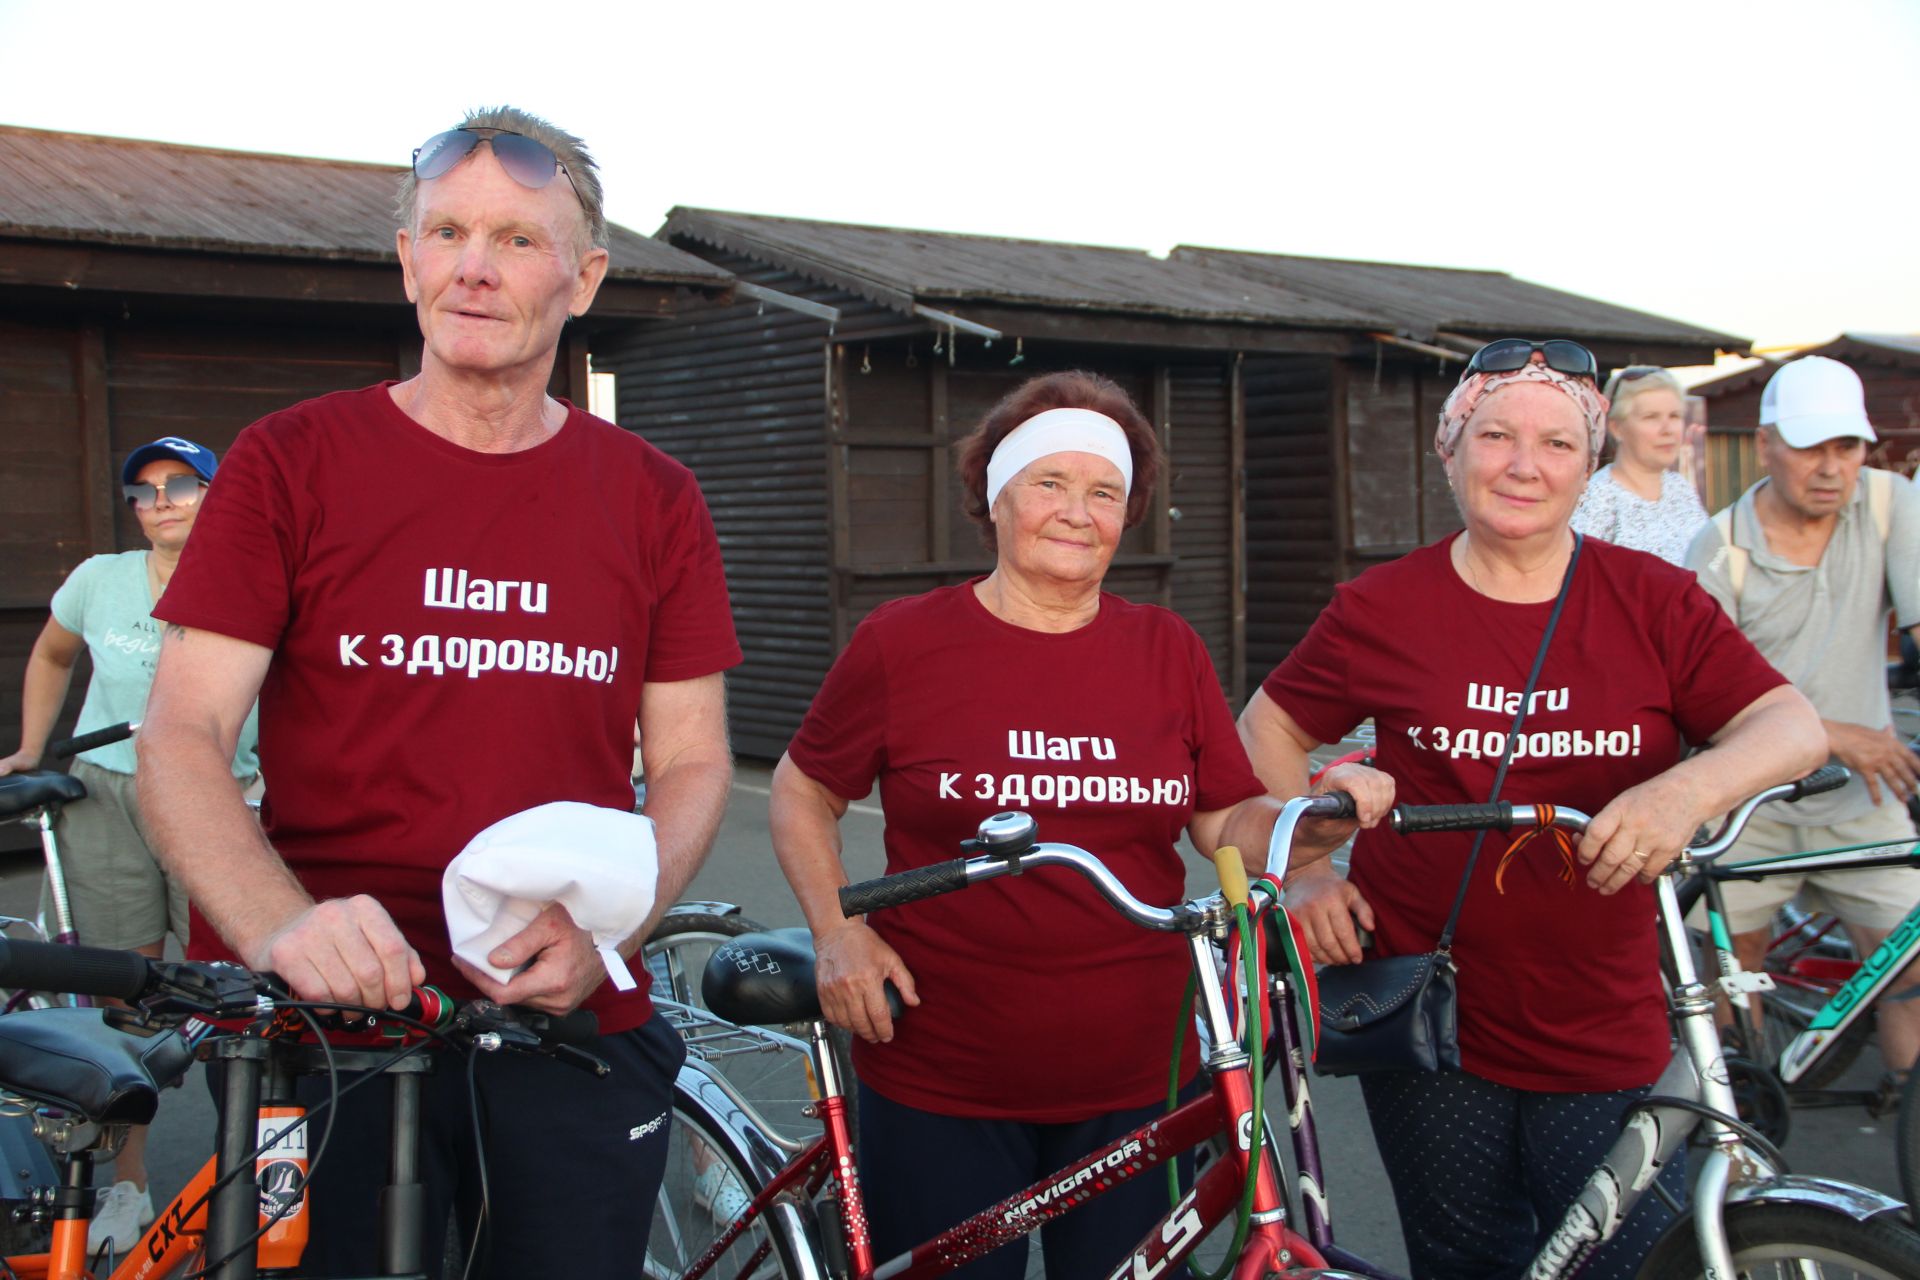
[3,762,1909,1277]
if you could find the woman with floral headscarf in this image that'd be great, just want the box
[1236,341,1824,1279]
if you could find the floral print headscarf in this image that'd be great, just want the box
[1435,358,1610,474]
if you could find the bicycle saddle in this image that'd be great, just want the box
[704,929,824,1026]
[0,771,87,820]
[0,1008,194,1125]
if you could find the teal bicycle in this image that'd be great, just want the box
[1678,830,1920,1212]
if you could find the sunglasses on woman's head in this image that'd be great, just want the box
[1602,366,1666,400]
[411,128,583,209]
[123,475,206,510]
[1463,338,1600,384]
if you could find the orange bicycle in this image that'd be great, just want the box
[0,937,602,1280]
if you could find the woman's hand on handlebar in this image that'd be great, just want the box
[1578,773,1701,894]
[1282,860,1376,965]
[252,894,426,1011]
[814,920,920,1044]
[1290,763,1396,864]
[452,903,607,1016]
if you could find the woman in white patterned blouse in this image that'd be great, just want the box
[1571,366,1709,564]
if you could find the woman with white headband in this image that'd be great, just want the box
[769,370,1390,1278]
[1237,341,1823,1279]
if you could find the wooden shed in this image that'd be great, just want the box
[0,126,733,798]
[599,211,1743,760]
[597,209,1404,758]
[1690,333,1920,509]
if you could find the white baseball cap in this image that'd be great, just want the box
[1760,356,1876,448]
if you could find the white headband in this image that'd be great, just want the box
[984,407,1135,511]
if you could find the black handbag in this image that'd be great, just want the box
[1312,535,1583,1077]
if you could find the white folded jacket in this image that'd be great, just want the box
[441,801,659,992]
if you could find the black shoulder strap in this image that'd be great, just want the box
[1437,533,1584,951]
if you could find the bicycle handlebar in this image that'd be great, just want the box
[0,936,601,1053]
[840,792,1358,928]
[48,720,136,759]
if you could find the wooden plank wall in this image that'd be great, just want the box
[1166,363,1239,699]
[1242,356,1338,683]
[597,251,898,760]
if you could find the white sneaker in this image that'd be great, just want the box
[692,1163,750,1226]
[88,1179,154,1254]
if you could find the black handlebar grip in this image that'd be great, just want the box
[0,938,153,1001]
[49,722,135,759]
[1785,764,1850,801]
[839,859,971,917]
[1391,802,1516,834]
[1309,791,1357,820]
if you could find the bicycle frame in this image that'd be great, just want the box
[1692,839,1920,1086]
[676,923,1324,1279]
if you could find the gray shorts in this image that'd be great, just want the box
[42,759,188,949]
[1712,800,1920,934]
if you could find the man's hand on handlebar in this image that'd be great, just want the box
[814,919,920,1044]
[0,749,40,777]
[1824,721,1919,806]
[451,903,606,1017]
[1577,773,1702,895]
[1289,763,1395,864]
[1281,860,1376,966]
[251,894,425,1011]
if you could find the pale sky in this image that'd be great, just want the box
[0,0,1913,353]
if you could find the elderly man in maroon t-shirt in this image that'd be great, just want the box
[137,107,739,1276]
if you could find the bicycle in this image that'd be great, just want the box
[1254,768,1920,1280]
[0,934,603,1280]
[643,799,1362,1280]
[1677,826,1920,1203]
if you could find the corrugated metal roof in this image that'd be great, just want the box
[1693,332,1920,398]
[660,208,1386,329]
[0,126,731,285]
[1171,246,1747,351]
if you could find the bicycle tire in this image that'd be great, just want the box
[643,912,860,1149]
[1638,1201,1920,1280]
[645,1085,806,1280]
[1898,1067,1920,1228]
[1753,986,1874,1091]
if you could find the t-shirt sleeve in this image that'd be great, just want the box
[1258,584,1362,747]
[641,465,743,683]
[49,556,102,634]
[151,423,299,650]
[1881,471,1920,630]
[1183,625,1265,813]
[786,617,889,802]
[1659,570,1788,742]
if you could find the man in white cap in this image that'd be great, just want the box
[1687,354,1920,1095]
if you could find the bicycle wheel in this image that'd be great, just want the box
[1898,1068,1920,1225]
[1753,986,1874,1090]
[1639,1201,1920,1279]
[646,1086,804,1280]
[644,912,857,1148]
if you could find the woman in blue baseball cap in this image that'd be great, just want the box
[0,436,259,1251]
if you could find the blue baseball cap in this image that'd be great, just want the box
[122,436,218,486]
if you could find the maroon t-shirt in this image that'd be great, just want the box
[1264,534,1785,1091]
[154,383,741,1033]
[789,583,1264,1121]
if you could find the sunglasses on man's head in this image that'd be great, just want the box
[411,128,582,208]
[123,475,206,511]
[1463,338,1600,384]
